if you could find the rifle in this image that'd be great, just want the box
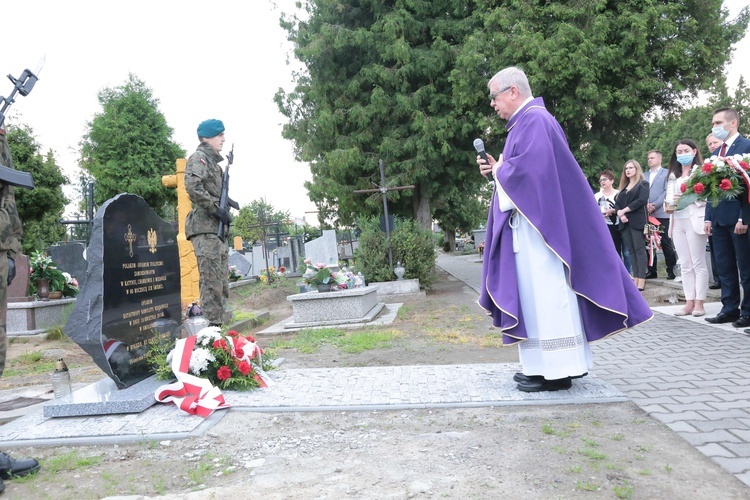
[217,144,240,241]
[0,61,44,190]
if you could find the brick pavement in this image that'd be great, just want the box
[436,251,750,487]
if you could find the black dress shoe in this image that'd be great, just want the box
[517,377,572,392]
[666,272,676,280]
[0,452,40,479]
[732,316,750,328]
[513,372,544,383]
[709,282,721,290]
[705,312,740,324]
[644,272,658,279]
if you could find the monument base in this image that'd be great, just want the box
[287,286,380,325]
[8,298,76,336]
[367,278,421,295]
[43,375,166,418]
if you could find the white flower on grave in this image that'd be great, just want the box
[196,326,222,347]
[189,347,216,375]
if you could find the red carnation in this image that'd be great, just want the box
[680,183,687,193]
[246,335,256,343]
[279,266,286,273]
[234,347,245,359]
[238,361,251,376]
[212,339,227,350]
[227,330,239,337]
[740,161,749,170]
[217,366,232,381]
[719,179,732,191]
[702,163,713,174]
[693,183,705,194]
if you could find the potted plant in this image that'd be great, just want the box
[29,251,66,300]
[302,260,334,292]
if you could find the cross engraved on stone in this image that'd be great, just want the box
[124,224,137,257]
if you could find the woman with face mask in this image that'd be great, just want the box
[666,139,708,316]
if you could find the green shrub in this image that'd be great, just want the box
[354,216,436,288]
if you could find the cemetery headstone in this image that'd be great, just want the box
[7,253,30,302]
[228,249,251,277]
[251,244,265,276]
[64,194,182,389]
[304,229,339,267]
[48,242,87,281]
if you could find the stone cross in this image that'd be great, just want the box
[353,159,414,271]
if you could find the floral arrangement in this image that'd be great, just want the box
[258,265,286,283]
[302,260,332,286]
[228,265,242,281]
[677,154,750,209]
[61,272,79,297]
[29,251,66,294]
[149,327,271,391]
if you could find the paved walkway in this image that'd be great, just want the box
[0,252,748,488]
[437,251,750,487]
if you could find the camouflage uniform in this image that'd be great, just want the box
[0,130,24,378]
[185,143,228,325]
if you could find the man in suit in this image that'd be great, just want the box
[704,107,750,328]
[644,150,677,279]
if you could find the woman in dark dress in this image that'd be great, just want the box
[616,160,650,291]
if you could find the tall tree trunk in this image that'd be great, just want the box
[443,229,456,252]
[412,181,431,231]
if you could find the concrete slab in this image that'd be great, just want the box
[259,303,402,334]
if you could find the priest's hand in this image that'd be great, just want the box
[476,153,496,178]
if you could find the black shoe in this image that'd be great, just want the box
[709,282,721,290]
[0,476,4,493]
[644,272,658,279]
[571,372,588,379]
[743,329,750,336]
[705,312,740,324]
[732,316,750,328]
[516,377,572,392]
[0,452,40,479]
[513,372,544,383]
[666,272,676,280]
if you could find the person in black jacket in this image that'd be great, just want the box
[616,160,650,291]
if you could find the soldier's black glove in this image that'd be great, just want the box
[214,208,231,225]
[7,257,15,286]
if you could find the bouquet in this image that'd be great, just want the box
[228,265,242,281]
[259,265,286,283]
[152,327,270,391]
[302,260,332,285]
[677,154,750,209]
[61,272,79,297]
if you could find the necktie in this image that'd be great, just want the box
[720,143,727,157]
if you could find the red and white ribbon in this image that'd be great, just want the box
[154,336,230,417]
[229,336,273,387]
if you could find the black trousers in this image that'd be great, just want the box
[711,223,750,316]
[647,217,677,275]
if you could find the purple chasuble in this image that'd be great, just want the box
[478,97,652,345]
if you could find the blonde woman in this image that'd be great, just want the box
[615,160,650,291]
[666,139,708,316]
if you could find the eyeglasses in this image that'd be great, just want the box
[599,178,609,183]
[490,86,512,101]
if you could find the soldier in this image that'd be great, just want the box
[185,119,231,326]
[0,128,40,490]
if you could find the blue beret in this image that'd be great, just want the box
[197,119,225,138]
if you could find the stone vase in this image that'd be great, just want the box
[316,283,333,293]
[394,261,405,281]
[48,291,63,300]
[37,279,50,300]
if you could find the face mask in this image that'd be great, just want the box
[712,124,730,141]
[676,153,694,166]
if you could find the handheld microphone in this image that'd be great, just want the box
[473,138,489,164]
[473,138,494,183]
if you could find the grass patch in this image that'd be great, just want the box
[581,437,600,447]
[610,433,625,441]
[578,448,607,461]
[576,480,599,491]
[4,350,57,377]
[614,481,634,499]
[396,305,413,319]
[541,422,570,437]
[568,465,582,473]
[268,328,401,354]
[44,450,103,473]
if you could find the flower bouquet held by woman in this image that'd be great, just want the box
[677,153,750,209]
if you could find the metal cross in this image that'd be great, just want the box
[353,159,414,271]
[124,224,137,258]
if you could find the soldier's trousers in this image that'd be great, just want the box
[0,253,8,379]
[190,234,229,325]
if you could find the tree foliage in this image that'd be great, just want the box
[278,0,749,226]
[232,198,292,245]
[79,74,185,216]
[6,124,68,254]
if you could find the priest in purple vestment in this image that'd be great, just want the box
[476,67,653,392]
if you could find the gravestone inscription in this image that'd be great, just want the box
[64,194,181,388]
